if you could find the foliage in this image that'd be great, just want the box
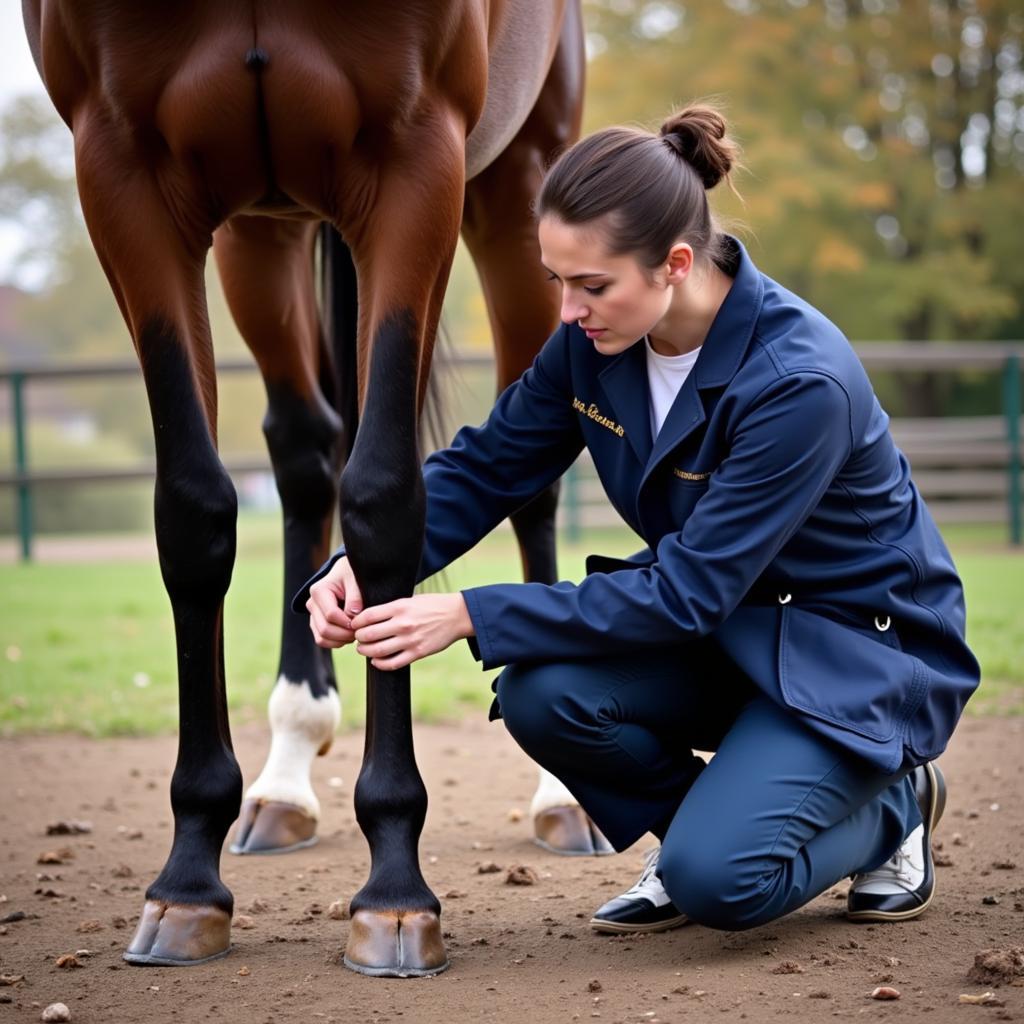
[582,0,1024,359]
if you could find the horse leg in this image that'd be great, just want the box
[461,3,611,857]
[334,116,467,978]
[72,117,241,965]
[212,215,343,856]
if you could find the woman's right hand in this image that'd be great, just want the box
[306,556,363,649]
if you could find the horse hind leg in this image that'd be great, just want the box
[72,117,241,965]
[461,5,611,858]
[212,215,343,856]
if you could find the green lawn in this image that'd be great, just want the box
[0,518,1020,736]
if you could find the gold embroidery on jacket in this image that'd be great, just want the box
[673,468,712,481]
[572,397,625,438]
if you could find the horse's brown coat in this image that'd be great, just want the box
[23,0,584,975]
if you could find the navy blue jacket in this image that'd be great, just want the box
[298,238,979,774]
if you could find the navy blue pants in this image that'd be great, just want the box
[496,642,922,932]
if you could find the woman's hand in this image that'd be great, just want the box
[306,556,363,649]
[350,593,474,670]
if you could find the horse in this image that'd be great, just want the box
[23,0,599,977]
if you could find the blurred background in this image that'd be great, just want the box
[0,1,1020,735]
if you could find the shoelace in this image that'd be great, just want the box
[867,847,916,890]
[622,846,663,897]
[856,830,925,893]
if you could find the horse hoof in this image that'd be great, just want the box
[533,806,616,857]
[343,908,449,978]
[229,798,318,855]
[123,900,231,966]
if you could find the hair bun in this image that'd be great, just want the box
[659,105,737,190]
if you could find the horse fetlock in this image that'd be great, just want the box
[169,755,243,832]
[146,845,234,912]
[354,772,428,829]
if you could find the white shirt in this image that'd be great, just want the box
[645,336,702,439]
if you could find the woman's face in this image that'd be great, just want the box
[538,215,677,356]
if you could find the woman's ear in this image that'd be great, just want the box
[665,242,694,285]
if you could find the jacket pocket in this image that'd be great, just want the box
[778,606,925,743]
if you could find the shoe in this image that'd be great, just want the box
[846,762,947,922]
[590,846,688,934]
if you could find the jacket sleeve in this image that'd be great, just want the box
[461,371,854,668]
[416,324,583,578]
[291,325,583,610]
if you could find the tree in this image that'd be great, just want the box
[581,0,1023,381]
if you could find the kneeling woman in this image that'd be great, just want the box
[300,105,979,934]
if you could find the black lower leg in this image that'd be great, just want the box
[263,382,344,697]
[340,311,437,916]
[138,320,242,912]
[510,480,560,584]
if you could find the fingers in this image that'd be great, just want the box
[340,560,364,617]
[354,626,411,662]
[349,602,401,630]
[306,576,356,649]
[307,600,356,648]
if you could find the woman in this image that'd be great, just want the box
[300,105,979,934]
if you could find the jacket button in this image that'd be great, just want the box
[778,593,792,605]
[875,615,891,632]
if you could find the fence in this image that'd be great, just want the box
[2,343,1021,560]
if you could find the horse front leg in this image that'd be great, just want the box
[72,118,241,965]
[213,216,343,856]
[335,119,466,978]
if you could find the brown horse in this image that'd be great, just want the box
[23,0,589,977]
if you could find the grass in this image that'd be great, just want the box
[0,518,1020,736]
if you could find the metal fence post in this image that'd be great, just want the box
[564,461,580,544]
[11,372,33,561]
[1004,354,1021,546]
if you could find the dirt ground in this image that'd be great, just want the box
[0,716,1021,1024]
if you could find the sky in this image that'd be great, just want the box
[0,7,45,106]
[1,8,55,287]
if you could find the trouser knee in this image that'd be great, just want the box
[658,844,777,932]
[496,662,590,767]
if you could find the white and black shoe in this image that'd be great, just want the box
[590,846,688,934]
[847,762,947,922]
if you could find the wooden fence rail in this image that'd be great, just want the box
[2,343,1021,559]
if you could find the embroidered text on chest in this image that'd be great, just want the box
[572,397,625,437]
[673,468,711,481]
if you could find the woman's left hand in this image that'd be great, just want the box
[350,593,475,671]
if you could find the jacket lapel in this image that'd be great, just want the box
[643,372,706,481]
[596,340,653,466]
[639,237,765,490]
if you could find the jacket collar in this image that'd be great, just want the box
[595,236,763,472]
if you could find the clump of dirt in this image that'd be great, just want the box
[968,947,1024,986]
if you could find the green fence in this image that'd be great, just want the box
[2,344,1022,560]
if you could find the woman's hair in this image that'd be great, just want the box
[537,104,740,271]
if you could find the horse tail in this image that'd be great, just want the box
[317,224,454,463]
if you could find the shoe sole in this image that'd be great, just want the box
[589,913,689,935]
[846,762,946,923]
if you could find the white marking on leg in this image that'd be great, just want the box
[244,676,341,820]
[530,767,579,819]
